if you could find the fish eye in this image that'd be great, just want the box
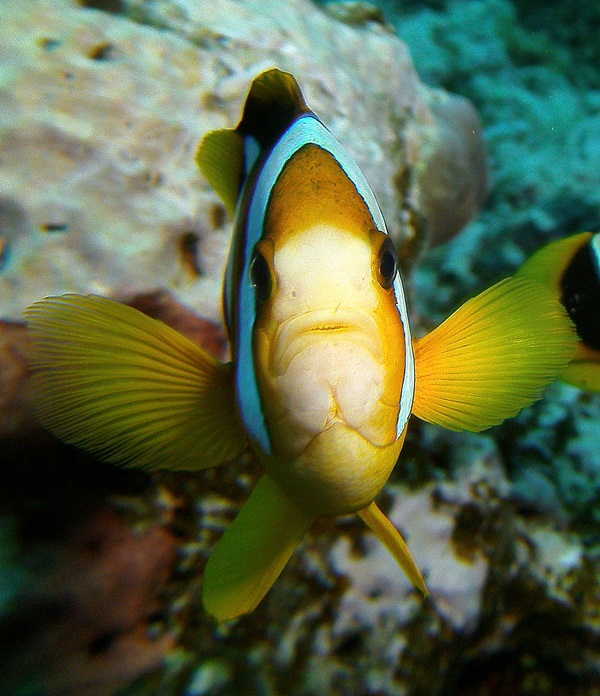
[377,236,397,290]
[249,247,273,301]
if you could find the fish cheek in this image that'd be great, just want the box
[253,325,331,460]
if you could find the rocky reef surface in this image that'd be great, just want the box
[0,0,485,323]
[2,1,600,695]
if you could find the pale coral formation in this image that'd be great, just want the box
[416,88,488,248]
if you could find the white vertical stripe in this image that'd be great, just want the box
[590,233,600,277]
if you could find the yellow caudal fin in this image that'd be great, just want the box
[412,277,577,431]
[203,475,314,622]
[562,345,600,393]
[25,294,246,470]
[515,232,593,292]
[196,69,310,217]
[195,128,244,216]
[515,232,600,394]
[358,502,427,594]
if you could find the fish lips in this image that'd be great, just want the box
[271,308,381,377]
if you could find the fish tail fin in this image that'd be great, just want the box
[412,276,577,431]
[561,345,600,393]
[516,232,600,393]
[25,294,246,470]
[203,475,314,622]
[515,231,593,291]
[358,501,427,595]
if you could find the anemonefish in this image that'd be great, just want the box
[516,231,600,393]
[25,69,577,622]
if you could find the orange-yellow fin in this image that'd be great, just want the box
[515,232,600,394]
[358,501,427,595]
[195,128,244,216]
[412,277,577,431]
[25,294,246,470]
[561,344,600,393]
[203,474,314,622]
[515,232,593,293]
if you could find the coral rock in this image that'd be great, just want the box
[0,0,487,323]
[417,88,489,248]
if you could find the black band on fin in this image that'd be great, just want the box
[561,239,600,350]
[237,69,311,151]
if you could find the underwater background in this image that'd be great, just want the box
[1,0,600,694]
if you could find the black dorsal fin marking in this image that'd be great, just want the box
[237,69,312,150]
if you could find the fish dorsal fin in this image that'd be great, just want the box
[515,232,600,394]
[25,294,247,470]
[196,128,244,216]
[237,68,311,150]
[195,70,310,216]
[412,277,577,431]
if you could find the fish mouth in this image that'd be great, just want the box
[272,308,380,376]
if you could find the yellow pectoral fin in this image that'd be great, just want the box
[412,277,577,432]
[358,501,427,595]
[203,474,314,622]
[25,294,246,470]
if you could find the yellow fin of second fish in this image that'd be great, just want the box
[561,345,600,393]
[358,501,427,594]
[515,231,593,293]
[203,474,314,622]
[25,294,246,470]
[412,277,577,431]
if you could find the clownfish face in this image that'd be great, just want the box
[248,144,413,514]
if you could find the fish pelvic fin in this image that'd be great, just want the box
[412,276,577,431]
[195,127,244,216]
[25,294,247,470]
[203,474,314,622]
[358,501,427,595]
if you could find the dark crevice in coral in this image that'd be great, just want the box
[88,630,119,655]
[89,41,116,61]
[40,222,69,233]
[77,0,125,13]
[39,37,62,51]
[178,231,203,278]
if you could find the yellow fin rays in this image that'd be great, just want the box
[25,294,246,470]
[203,474,314,621]
[412,277,577,431]
[196,128,244,216]
[358,501,427,595]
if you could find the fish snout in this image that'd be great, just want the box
[258,308,398,457]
